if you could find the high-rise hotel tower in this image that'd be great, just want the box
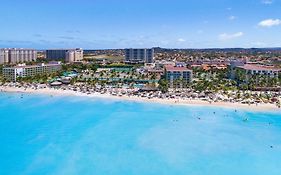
[125,48,154,64]
[0,48,37,64]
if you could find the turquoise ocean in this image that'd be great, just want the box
[0,92,281,175]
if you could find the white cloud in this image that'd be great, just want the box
[262,0,273,4]
[229,16,237,20]
[177,38,186,42]
[219,32,244,41]
[258,19,281,27]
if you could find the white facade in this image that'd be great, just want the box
[236,64,281,78]
[3,62,62,82]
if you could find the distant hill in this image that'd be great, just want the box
[152,47,281,53]
[83,47,281,54]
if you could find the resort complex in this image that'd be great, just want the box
[1,47,281,108]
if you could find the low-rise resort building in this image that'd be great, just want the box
[231,63,281,82]
[164,65,193,88]
[2,62,62,82]
[236,64,281,77]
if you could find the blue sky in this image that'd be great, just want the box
[0,0,280,49]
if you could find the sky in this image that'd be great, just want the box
[0,0,280,49]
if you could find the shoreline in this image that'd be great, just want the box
[1,86,280,112]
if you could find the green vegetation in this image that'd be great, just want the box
[192,67,238,92]
[158,79,169,93]
[191,67,281,92]
[62,64,98,72]
[233,68,281,90]
[16,72,62,84]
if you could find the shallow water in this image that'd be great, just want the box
[0,92,281,175]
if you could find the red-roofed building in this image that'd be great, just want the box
[230,63,281,85]
[164,65,193,88]
[236,64,281,77]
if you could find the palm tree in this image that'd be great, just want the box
[158,79,169,93]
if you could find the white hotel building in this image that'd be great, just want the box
[236,64,281,77]
[3,62,62,82]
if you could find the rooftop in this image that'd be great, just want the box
[0,48,36,51]
[4,63,61,69]
[46,48,83,51]
[237,64,281,71]
[165,65,190,72]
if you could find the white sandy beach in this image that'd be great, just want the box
[1,86,280,112]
